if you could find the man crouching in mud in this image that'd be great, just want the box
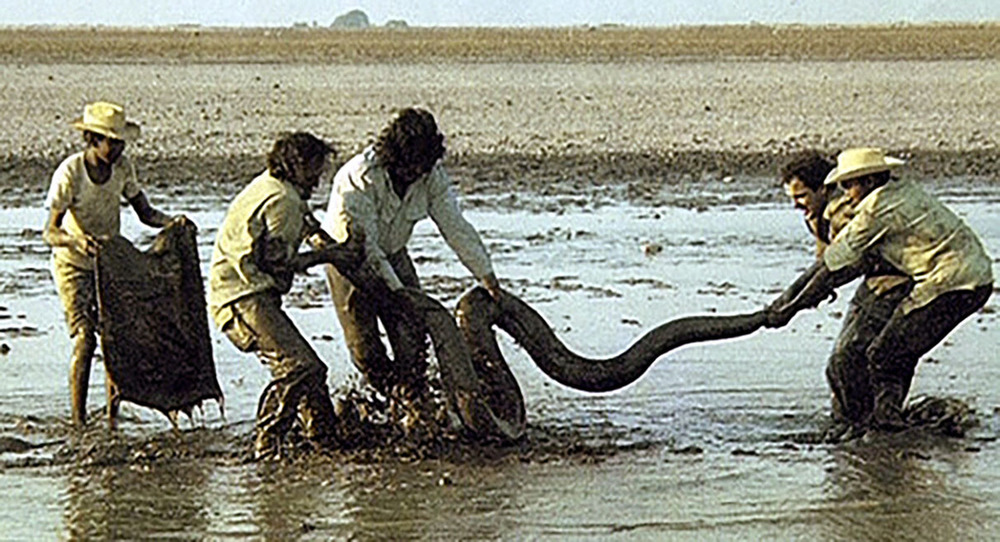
[777,152,910,441]
[43,101,178,429]
[320,108,502,404]
[208,132,362,460]
[768,148,993,436]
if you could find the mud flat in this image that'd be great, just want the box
[0,25,998,208]
[1,25,999,537]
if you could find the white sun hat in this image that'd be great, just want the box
[824,147,905,186]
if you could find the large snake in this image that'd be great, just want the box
[411,286,767,442]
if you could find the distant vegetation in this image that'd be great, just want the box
[331,9,370,29]
[0,24,997,64]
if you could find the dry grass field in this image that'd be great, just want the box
[1,24,999,64]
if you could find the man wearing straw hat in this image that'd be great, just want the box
[766,148,993,432]
[776,152,910,439]
[43,101,177,428]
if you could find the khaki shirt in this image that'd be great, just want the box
[824,179,993,313]
[45,152,141,270]
[822,194,909,295]
[208,171,307,327]
[321,147,494,290]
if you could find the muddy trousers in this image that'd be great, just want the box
[866,284,993,427]
[221,292,338,452]
[826,281,910,427]
[325,248,429,398]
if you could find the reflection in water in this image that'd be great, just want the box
[245,460,352,538]
[63,460,211,539]
[340,462,517,540]
[821,438,985,541]
[243,459,522,539]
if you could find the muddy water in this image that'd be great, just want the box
[0,187,998,539]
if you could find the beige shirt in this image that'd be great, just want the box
[208,171,307,327]
[45,152,141,270]
[824,179,993,313]
[321,147,494,290]
[822,194,910,295]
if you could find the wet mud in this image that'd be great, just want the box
[0,57,998,538]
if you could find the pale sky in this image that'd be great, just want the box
[3,0,998,27]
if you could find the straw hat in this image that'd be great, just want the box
[823,147,904,186]
[71,101,140,141]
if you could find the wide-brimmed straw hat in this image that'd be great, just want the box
[824,147,904,186]
[71,101,140,141]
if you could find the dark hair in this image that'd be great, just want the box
[373,108,445,172]
[266,132,334,184]
[779,152,835,191]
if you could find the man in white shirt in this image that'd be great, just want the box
[322,108,502,401]
[767,148,993,432]
[43,101,175,428]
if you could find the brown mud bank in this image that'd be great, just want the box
[3,149,997,209]
[3,25,999,64]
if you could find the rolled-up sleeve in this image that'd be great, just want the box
[427,168,494,281]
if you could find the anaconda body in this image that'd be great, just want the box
[415,287,765,442]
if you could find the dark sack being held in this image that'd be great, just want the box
[95,219,223,420]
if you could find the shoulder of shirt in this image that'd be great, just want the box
[425,163,451,189]
[251,171,297,201]
[855,182,895,210]
[336,149,380,185]
[55,152,86,173]
[112,154,136,180]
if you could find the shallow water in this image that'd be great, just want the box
[0,186,998,539]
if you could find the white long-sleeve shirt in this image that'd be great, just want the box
[321,147,494,290]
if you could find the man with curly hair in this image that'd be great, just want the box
[321,108,502,401]
[209,132,362,459]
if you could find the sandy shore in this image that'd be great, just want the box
[0,28,998,206]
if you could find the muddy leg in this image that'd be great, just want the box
[104,367,120,430]
[326,263,396,395]
[826,281,908,432]
[868,285,991,431]
[229,293,340,458]
[69,330,97,428]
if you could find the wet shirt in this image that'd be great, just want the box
[824,179,993,313]
[822,194,909,295]
[45,152,141,270]
[208,171,307,327]
[321,147,494,290]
